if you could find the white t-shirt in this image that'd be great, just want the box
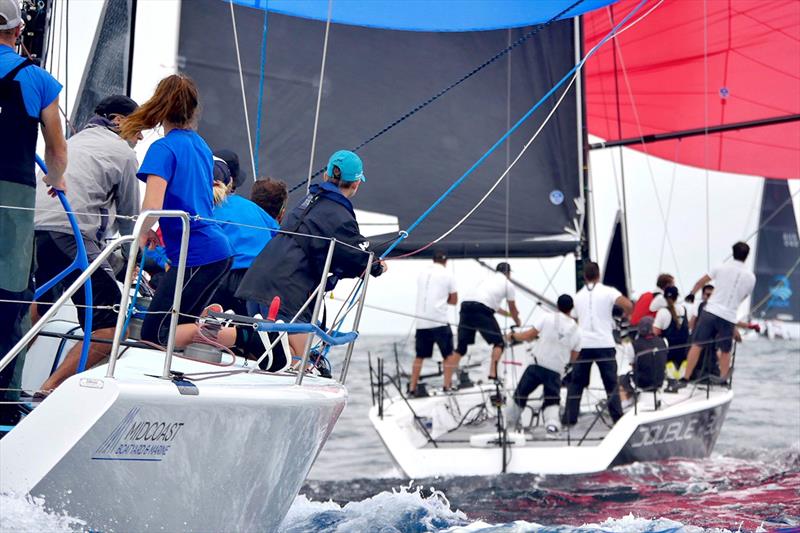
[649,293,667,312]
[467,272,516,311]
[653,303,687,331]
[415,263,457,330]
[704,260,756,323]
[530,311,581,376]
[573,282,622,349]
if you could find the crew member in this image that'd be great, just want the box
[455,262,520,381]
[409,250,457,397]
[564,262,633,426]
[506,295,580,435]
[209,154,283,316]
[236,150,386,364]
[119,74,233,348]
[683,242,757,384]
[630,273,674,325]
[652,285,689,379]
[33,95,141,391]
[0,0,67,421]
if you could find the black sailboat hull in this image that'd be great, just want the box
[611,399,729,467]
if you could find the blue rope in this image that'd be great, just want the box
[254,3,269,176]
[380,0,648,260]
[287,0,586,194]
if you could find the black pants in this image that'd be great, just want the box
[34,231,121,331]
[141,257,231,345]
[563,347,623,425]
[211,267,248,316]
[514,365,561,409]
[0,281,32,424]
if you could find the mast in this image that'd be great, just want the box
[610,5,633,297]
[575,14,592,291]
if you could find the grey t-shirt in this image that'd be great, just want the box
[34,125,140,243]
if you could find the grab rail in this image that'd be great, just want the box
[32,156,95,374]
[0,234,133,374]
[106,210,190,380]
[254,322,358,347]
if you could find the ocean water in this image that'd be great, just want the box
[1,337,798,532]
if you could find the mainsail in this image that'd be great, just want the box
[751,179,800,322]
[177,0,598,258]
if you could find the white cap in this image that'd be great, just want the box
[0,0,22,30]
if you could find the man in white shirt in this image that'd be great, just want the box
[409,250,458,396]
[683,242,756,383]
[506,295,581,434]
[564,262,633,426]
[455,262,521,381]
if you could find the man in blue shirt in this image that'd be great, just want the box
[0,0,67,421]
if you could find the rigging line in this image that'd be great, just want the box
[386,0,650,260]
[306,0,333,195]
[703,0,711,273]
[254,3,269,177]
[229,0,257,181]
[64,0,68,126]
[611,10,683,288]
[733,186,800,255]
[657,140,682,272]
[286,0,587,194]
[396,67,581,258]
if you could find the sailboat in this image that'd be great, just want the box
[2,0,638,527]
[751,179,800,340]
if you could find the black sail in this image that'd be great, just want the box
[69,0,136,132]
[177,1,580,258]
[603,210,629,297]
[751,179,800,321]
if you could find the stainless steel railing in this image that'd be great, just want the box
[106,210,190,379]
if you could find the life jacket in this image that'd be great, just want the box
[0,59,38,188]
[630,291,659,326]
[663,306,689,357]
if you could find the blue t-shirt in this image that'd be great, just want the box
[137,129,232,267]
[0,45,62,118]
[213,194,279,270]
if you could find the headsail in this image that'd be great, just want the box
[602,210,629,297]
[751,179,800,322]
[584,0,800,180]
[177,1,591,258]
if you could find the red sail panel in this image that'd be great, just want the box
[584,0,800,179]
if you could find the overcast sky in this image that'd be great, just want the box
[47,0,800,335]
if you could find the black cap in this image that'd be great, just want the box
[94,95,139,118]
[557,294,574,313]
[212,156,232,186]
[496,262,511,275]
[664,285,680,300]
[432,249,447,262]
[213,149,247,189]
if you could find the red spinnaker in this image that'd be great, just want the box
[584,0,800,179]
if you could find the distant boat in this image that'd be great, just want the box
[751,179,800,340]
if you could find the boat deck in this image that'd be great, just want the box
[380,381,720,451]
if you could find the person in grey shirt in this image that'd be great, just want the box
[33,95,142,392]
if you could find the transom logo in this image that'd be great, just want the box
[92,407,185,462]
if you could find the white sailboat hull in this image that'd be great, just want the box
[370,384,732,478]
[1,349,346,532]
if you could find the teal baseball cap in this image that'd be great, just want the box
[327,150,366,182]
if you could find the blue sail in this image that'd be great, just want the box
[228,0,617,32]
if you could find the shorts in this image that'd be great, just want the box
[233,325,289,373]
[692,310,734,353]
[456,301,504,356]
[415,326,454,359]
[141,257,231,345]
[34,231,121,331]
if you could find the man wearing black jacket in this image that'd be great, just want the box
[235,150,386,359]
